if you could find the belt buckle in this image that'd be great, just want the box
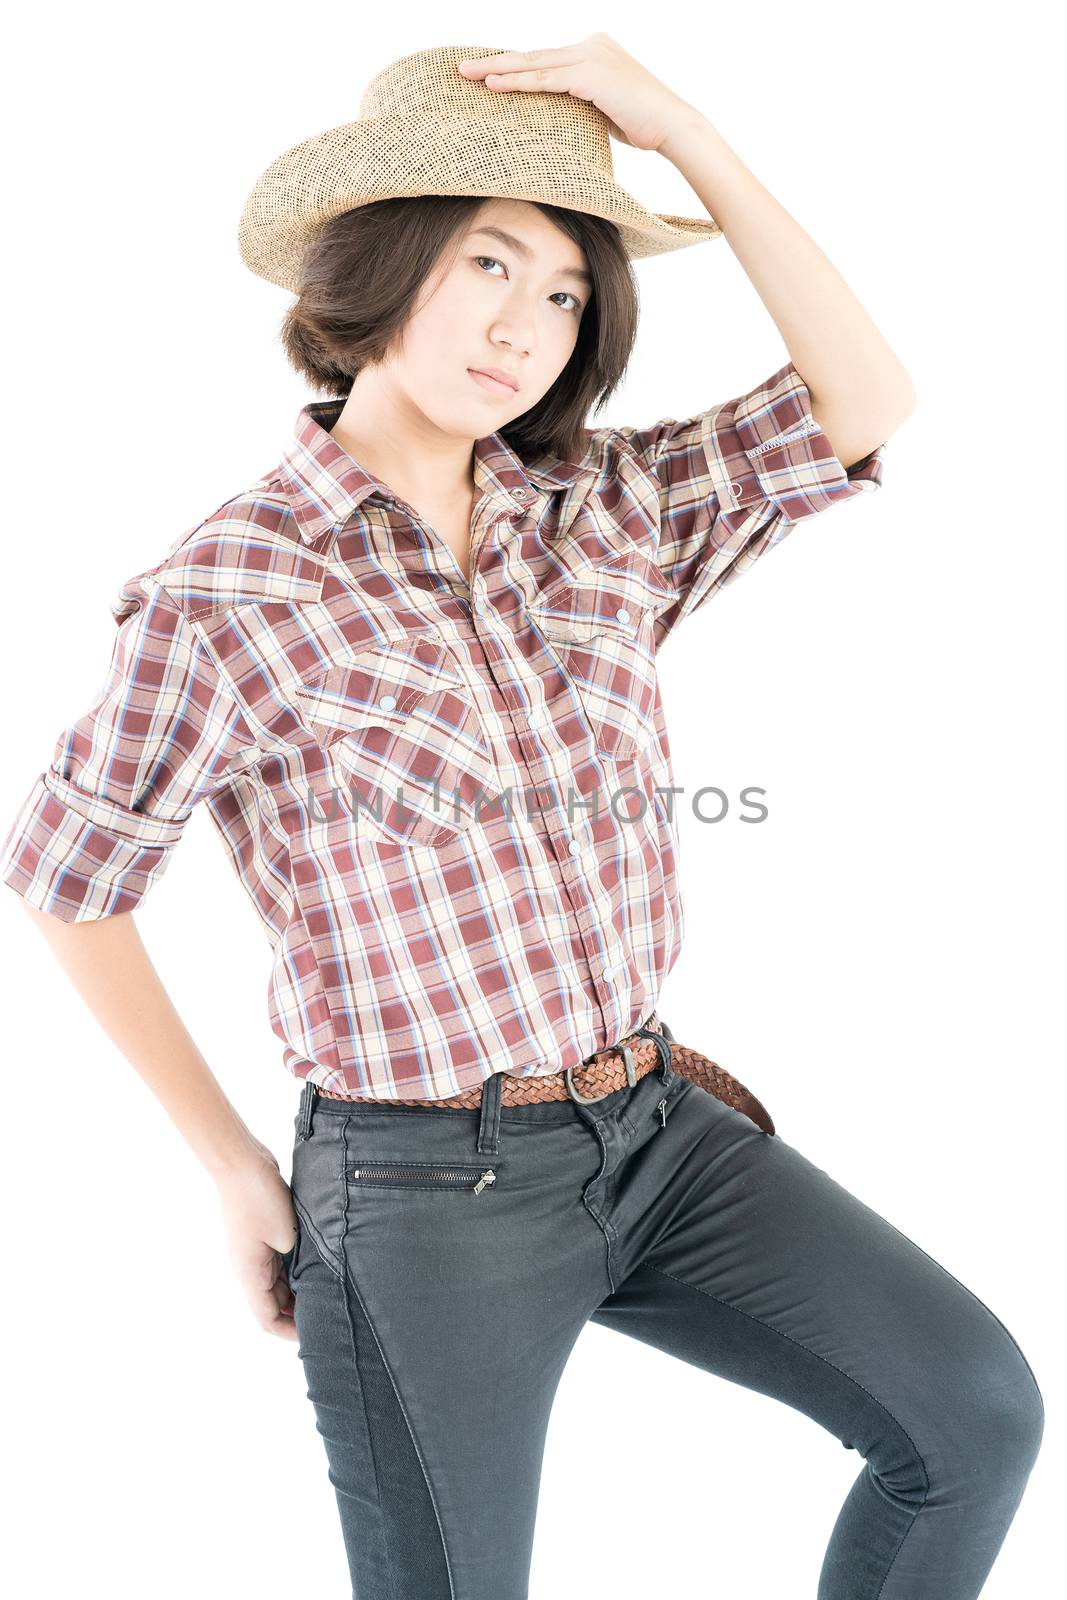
[564,1038,639,1106]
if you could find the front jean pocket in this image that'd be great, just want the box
[525,551,674,762]
[284,1199,307,1288]
[293,636,501,848]
[282,1237,297,1291]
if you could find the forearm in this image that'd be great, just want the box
[20,902,262,1180]
[659,107,916,426]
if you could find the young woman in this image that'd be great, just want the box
[1,37,1042,1600]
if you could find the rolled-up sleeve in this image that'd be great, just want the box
[614,360,886,635]
[0,576,257,922]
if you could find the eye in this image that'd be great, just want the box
[474,255,583,314]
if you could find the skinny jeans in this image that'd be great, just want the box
[284,1056,1043,1599]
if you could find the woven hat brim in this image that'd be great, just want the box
[238,114,723,292]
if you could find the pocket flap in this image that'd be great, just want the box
[527,551,675,642]
[293,638,462,741]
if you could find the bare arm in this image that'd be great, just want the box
[658,108,916,467]
[19,902,299,1340]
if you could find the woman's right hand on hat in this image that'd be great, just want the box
[458,33,695,155]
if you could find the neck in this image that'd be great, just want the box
[329,380,478,507]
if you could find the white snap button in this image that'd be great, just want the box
[568,840,581,856]
[379,695,397,711]
[615,607,631,624]
[729,481,743,496]
[511,487,529,500]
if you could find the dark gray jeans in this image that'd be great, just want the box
[284,1042,1043,1599]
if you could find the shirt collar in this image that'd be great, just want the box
[277,396,594,548]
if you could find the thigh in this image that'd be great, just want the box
[288,1094,611,1600]
[288,1217,445,1599]
[591,1082,1043,1568]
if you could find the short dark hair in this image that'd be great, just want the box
[279,195,640,464]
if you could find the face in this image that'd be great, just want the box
[386,198,590,434]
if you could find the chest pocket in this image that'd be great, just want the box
[525,551,675,762]
[293,637,499,849]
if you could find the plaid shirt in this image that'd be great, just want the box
[0,361,884,1099]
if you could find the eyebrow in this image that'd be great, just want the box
[466,225,593,288]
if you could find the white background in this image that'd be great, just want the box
[1,3,1062,1595]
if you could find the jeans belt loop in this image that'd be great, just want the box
[477,1070,504,1156]
[630,1019,675,1088]
[298,1080,316,1142]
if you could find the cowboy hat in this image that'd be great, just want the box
[238,42,723,291]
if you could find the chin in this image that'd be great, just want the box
[460,401,514,432]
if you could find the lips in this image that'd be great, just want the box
[468,367,518,396]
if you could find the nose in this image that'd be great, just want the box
[490,317,533,361]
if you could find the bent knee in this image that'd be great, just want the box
[934,1324,1045,1481]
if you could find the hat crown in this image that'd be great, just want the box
[358,44,615,176]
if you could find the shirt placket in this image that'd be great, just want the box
[467,489,627,1041]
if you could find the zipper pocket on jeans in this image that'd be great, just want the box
[347,1161,498,1194]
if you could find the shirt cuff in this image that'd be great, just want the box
[700,360,886,521]
[0,770,184,922]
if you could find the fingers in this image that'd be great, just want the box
[256,1272,299,1340]
[458,49,558,73]
[263,1308,300,1342]
[457,48,582,87]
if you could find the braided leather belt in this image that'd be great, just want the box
[313,1014,776,1134]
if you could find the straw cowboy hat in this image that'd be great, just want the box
[237,42,723,292]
